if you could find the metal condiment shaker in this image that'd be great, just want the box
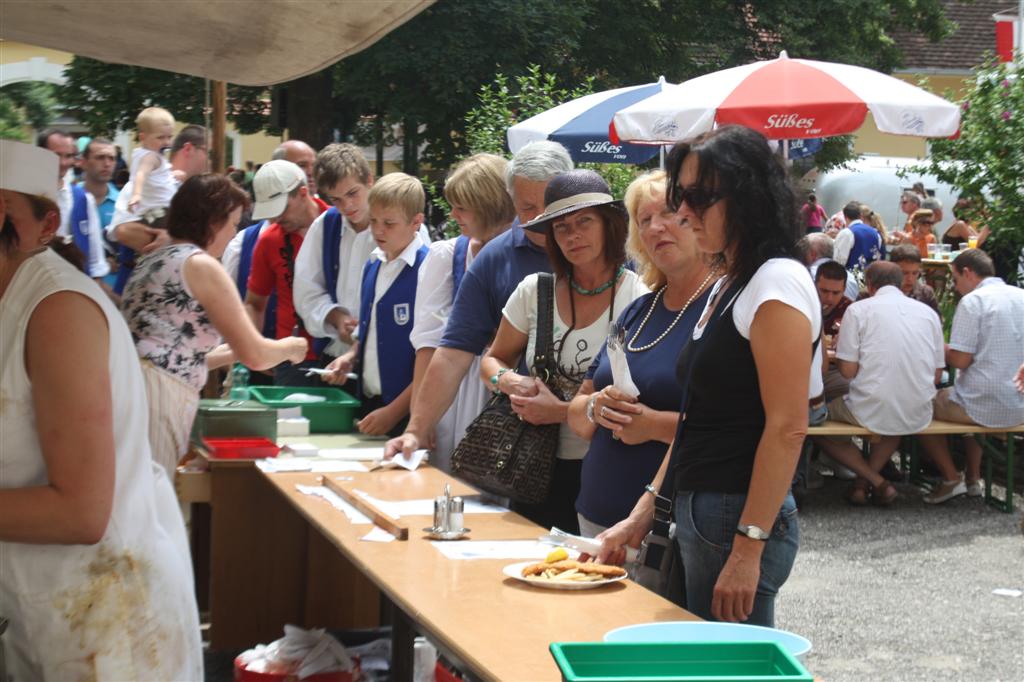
[433,495,450,532]
[448,496,464,532]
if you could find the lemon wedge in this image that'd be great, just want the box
[545,547,568,563]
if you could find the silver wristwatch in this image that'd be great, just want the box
[736,524,770,541]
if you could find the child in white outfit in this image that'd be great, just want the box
[126,107,178,218]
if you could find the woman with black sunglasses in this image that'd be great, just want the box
[598,126,822,627]
[480,170,648,533]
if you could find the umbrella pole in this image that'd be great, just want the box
[660,145,665,170]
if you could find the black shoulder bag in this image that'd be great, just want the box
[450,274,560,504]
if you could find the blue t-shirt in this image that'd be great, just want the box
[576,287,712,528]
[96,183,120,230]
[440,218,552,355]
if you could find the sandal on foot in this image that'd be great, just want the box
[845,478,870,506]
[871,481,898,506]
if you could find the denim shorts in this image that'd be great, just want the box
[674,490,799,627]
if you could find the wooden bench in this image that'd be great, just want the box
[805,419,1024,512]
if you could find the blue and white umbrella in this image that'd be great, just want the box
[507,77,671,164]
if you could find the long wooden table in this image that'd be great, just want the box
[195,435,696,680]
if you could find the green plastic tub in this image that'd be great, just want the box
[549,641,813,682]
[190,399,278,442]
[248,386,360,433]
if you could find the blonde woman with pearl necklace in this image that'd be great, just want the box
[567,171,717,538]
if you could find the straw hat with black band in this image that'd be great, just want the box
[521,169,624,234]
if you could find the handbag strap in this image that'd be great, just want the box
[534,273,556,384]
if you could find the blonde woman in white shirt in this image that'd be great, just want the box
[410,153,516,469]
[481,170,648,532]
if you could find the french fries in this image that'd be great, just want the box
[520,558,626,583]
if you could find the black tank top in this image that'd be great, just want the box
[670,278,767,494]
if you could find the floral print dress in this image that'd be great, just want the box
[121,243,221,391]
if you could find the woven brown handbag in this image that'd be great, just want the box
[450,274,559,504]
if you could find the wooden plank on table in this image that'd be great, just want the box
[319,475,410,540]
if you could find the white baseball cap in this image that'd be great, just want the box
[251,159,306,220]
[0,139,59,202]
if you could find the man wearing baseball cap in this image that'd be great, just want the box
[244,159,331,386]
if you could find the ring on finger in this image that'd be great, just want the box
[601,405,608,418]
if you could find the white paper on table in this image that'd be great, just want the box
[281,442,318,457]
[318,447,383,461]
[276,406,304,419]
[354,491,507,518]
[257,458,313,473]
[374,449,427,471]
[257,458,367,473]
[295,484,371,524]
[361,526,396,542]
[992,588,1022,597]
[431,540,564,560]
[607,340,640,399]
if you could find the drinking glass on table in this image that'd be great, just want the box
[958,242,968,252]
[926,243,938,259]
[967,236,978,249]
[940,244,952,260]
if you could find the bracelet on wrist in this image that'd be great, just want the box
[489,367,512,393]
[586,393,599,423]
[644,484,659,497]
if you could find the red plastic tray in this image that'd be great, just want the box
[203,437,280,460]
[233,656,353,681]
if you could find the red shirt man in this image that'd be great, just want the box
[246,160,328,383]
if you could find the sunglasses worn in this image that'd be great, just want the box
[917,220,936,225]
[668,184,722,213]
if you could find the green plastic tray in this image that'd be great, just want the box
[549,641,813,682]
[248,386,360,433]
[190,399,278,442]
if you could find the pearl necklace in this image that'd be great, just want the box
[627,268,719,352]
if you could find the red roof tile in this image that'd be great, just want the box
[894,1,1015,72]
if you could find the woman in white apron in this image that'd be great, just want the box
[0,141,202,680]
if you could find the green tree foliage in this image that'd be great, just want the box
[916,56,1024,283]
[59,58,276,138]
[0,82,57,141]
[56,0,950,171]
[464,66,639,202]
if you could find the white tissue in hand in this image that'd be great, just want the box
[607,341,640,398]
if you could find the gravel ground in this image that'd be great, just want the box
[778,477,1024,682]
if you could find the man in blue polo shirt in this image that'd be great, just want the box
[385,140,573,459]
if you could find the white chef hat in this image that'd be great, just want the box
[0,139,59,202]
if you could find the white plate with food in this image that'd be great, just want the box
[502,559,628,590]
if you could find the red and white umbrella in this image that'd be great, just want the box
[611,51,961,144]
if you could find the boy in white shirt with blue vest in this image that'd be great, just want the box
[323,173,428,436]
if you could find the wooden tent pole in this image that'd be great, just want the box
[211,80,228,173]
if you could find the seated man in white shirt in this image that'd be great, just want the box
[918,249,1024,504]
[813,261,945,506]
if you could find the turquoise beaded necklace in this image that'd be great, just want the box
[569,264,624,296]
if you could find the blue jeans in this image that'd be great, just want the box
[674,490,799,627]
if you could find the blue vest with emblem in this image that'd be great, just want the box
[356,244,429,404]
[69,185,91,270]
[450,235,470,301]
[313,207,348,355]
[844,221,882,270]
[235,221,277,338]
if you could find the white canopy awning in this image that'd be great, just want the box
[1,0,435,85]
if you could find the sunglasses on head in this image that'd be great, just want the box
[668,183,722,213]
